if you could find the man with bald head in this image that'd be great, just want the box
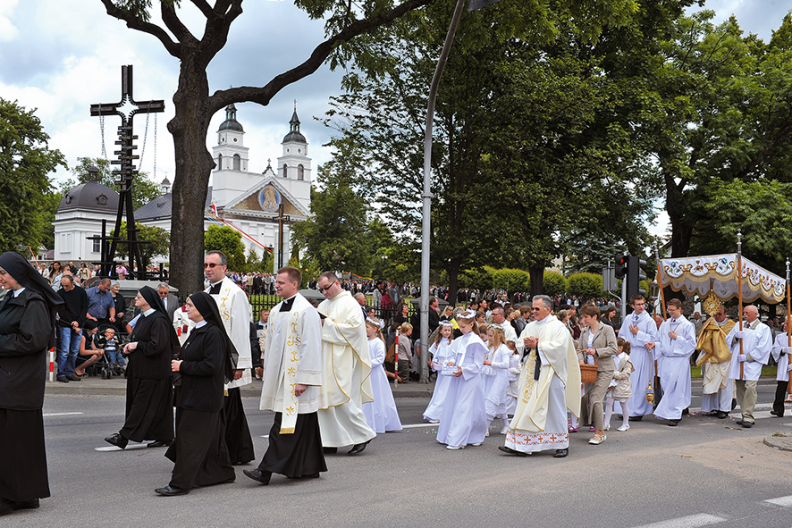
[726,305,772,428]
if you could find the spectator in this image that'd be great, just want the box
[86,278,116,326]
[55,275,89,382]
[73,320,104,377]
[110,281,127,336]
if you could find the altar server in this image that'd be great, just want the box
[618,295,657,421]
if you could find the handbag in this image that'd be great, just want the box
[580,354,598,384]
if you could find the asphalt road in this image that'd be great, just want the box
[14,387,792,528]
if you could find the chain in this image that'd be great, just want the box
[99,104,107,159]
[139,112,150,169]
[153,113,157,180]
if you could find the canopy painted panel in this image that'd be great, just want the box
[659,254,785,304]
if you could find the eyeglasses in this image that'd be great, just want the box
[204,263,219,268]
[319,281,336,293]
[531,308,542,311]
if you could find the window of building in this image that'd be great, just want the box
[233,154,241,171]
[217,153,223,169]
[283,164,288,178]
[92,238,100,253]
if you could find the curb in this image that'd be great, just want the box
[764,433,792,452]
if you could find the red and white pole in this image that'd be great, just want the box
[49,347,56,382]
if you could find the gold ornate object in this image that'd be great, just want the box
[646,382,654,404]
[702,290,722,317]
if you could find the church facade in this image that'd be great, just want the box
[53,106,312,267]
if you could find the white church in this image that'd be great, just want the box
[53,105,313,265]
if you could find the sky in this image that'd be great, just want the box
[1,0,791,235]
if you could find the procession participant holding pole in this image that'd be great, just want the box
[696,304,736,419]
[618,295,657,421]
[725,305,772,428]
[770,316,792,418]
[500,295,580,458]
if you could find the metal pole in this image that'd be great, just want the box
[621,273,627,321]
[419,0,468,384]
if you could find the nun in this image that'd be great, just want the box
[105,286,178,450]
[156,292,237,496]
[0,252,63,516]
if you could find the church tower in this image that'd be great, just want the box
[276,104,311,211]
[212,104,255,207]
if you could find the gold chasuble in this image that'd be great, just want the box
[512,315,581,433]
[696,318,736,395]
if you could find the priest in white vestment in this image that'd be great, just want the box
[696,305,735,418]
[500,296,580,458]
[770,317,792,418]
[316,272,376,455]
[244,267,325,485]
[648,299,696,426]
[726,305,772,428]
[202,250,255,463]
[617,295,658,420]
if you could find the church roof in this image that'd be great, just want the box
[219,103,244,133]
[282,109,306,144]
[135,187,213,221]
[160,177,171,185]
[58,181,119,212]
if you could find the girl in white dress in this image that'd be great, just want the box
[422,322,455,423]
[483,325,511,436]
[505,340,520,419]
[362,317,402,433]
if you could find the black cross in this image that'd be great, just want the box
[90,65,165,279]
[275,203,290,269]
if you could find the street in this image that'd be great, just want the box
[26,385,792,528]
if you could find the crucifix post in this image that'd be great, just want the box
[274,203,290,270]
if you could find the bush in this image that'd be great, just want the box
[567,272,603,300]
[543,271,567,297]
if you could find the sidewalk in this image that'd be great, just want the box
[45,375,437,399]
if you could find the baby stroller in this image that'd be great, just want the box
[91,323,126,379]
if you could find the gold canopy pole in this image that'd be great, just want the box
[738,229,745,380]
[787,258,791,395]
[655,243,667,322]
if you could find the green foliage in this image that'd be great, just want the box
[110,221,170,268]
[0,98,65,252]
[543,271,567,297]
[204,225,246,272]
[567,272,604,300]
[492,268,529,295]
[66,157,161,210]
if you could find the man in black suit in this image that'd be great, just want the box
[157,283,180,323]
[253,273,263,295]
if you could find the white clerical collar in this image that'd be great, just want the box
[194,320,207,329]
[716,318,729,326]
[535,313,553,325]
[12,287,25,297]
[143,308,156,317]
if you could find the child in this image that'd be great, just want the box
[483,325,511,436]
[436,310,488,450]
[479,323,489,345]
[362,317,402,433]
[397,323,413,384]
[604,338,634,431]
[423,322,455,422]
[505,340,520,419]
[101,327,121,372]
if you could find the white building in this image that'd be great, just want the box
[54,106,313,266]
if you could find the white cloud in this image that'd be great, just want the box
[0,0,18,42]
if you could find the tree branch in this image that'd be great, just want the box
[201,0,243,59]
[100,0,182,58]
[161,1,197,44]
[190,0,216,19]
[207,0,430,114]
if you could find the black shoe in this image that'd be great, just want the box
[12,499,39,510]
[155,485,188,496]
[243,468,271,485]
[147,440,170,448]
[667,420,679,427]
[323,447,338,454]
[66,374,82,382]
[348,440,371,456]
[498,445,529,457]
[770,410,783,417]
[741,421,753,428]
[304,473,320,479]
[56,377,69,383]
[0,499,13,516]
[554,449,569,458]
[716,411,728,419]
[104,433,128,449]
[628,416,643,422]
[731,399,737,410]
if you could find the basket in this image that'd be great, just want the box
[580,355,598,384]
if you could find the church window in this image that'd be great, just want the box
[92,238,100,253]
[217,154,223,169]
[298,164,304,180]
[233,154,241,170]
[283,164,288,178]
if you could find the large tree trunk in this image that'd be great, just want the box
[528,263,545,298]
[168,61,214,301]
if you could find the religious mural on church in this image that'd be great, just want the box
[259,186,281,212]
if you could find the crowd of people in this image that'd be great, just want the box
[2,251,791,516]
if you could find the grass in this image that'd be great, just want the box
[690,365,777,378]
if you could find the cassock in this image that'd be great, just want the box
[652,315,696,421]
[122,306,175,444]
[618,310,657,417]
[317,290,376,448]
[696,317,735,413]
[362,337,402,433]
[436,332,488,447]
[206,277,255,464]
[423,338,454,422]
[505,314,580,454]
[257,293,326,477]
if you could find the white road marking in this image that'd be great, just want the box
[43,412,84,417]
[765,495,792,507]
[631,514,726,528]
[259,435,269,439]
[94,444,150,452]
[401,423,438,429]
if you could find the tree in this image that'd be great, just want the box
[204,224,245,271]
[0,98,65,253]
[110,221,171,268]
[567,272,604,301]
[67,157,161,210]
[101,0,435,297]
[543,271,567,297]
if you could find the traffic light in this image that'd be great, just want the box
[626,256,647,301]
[615,255,628,279]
